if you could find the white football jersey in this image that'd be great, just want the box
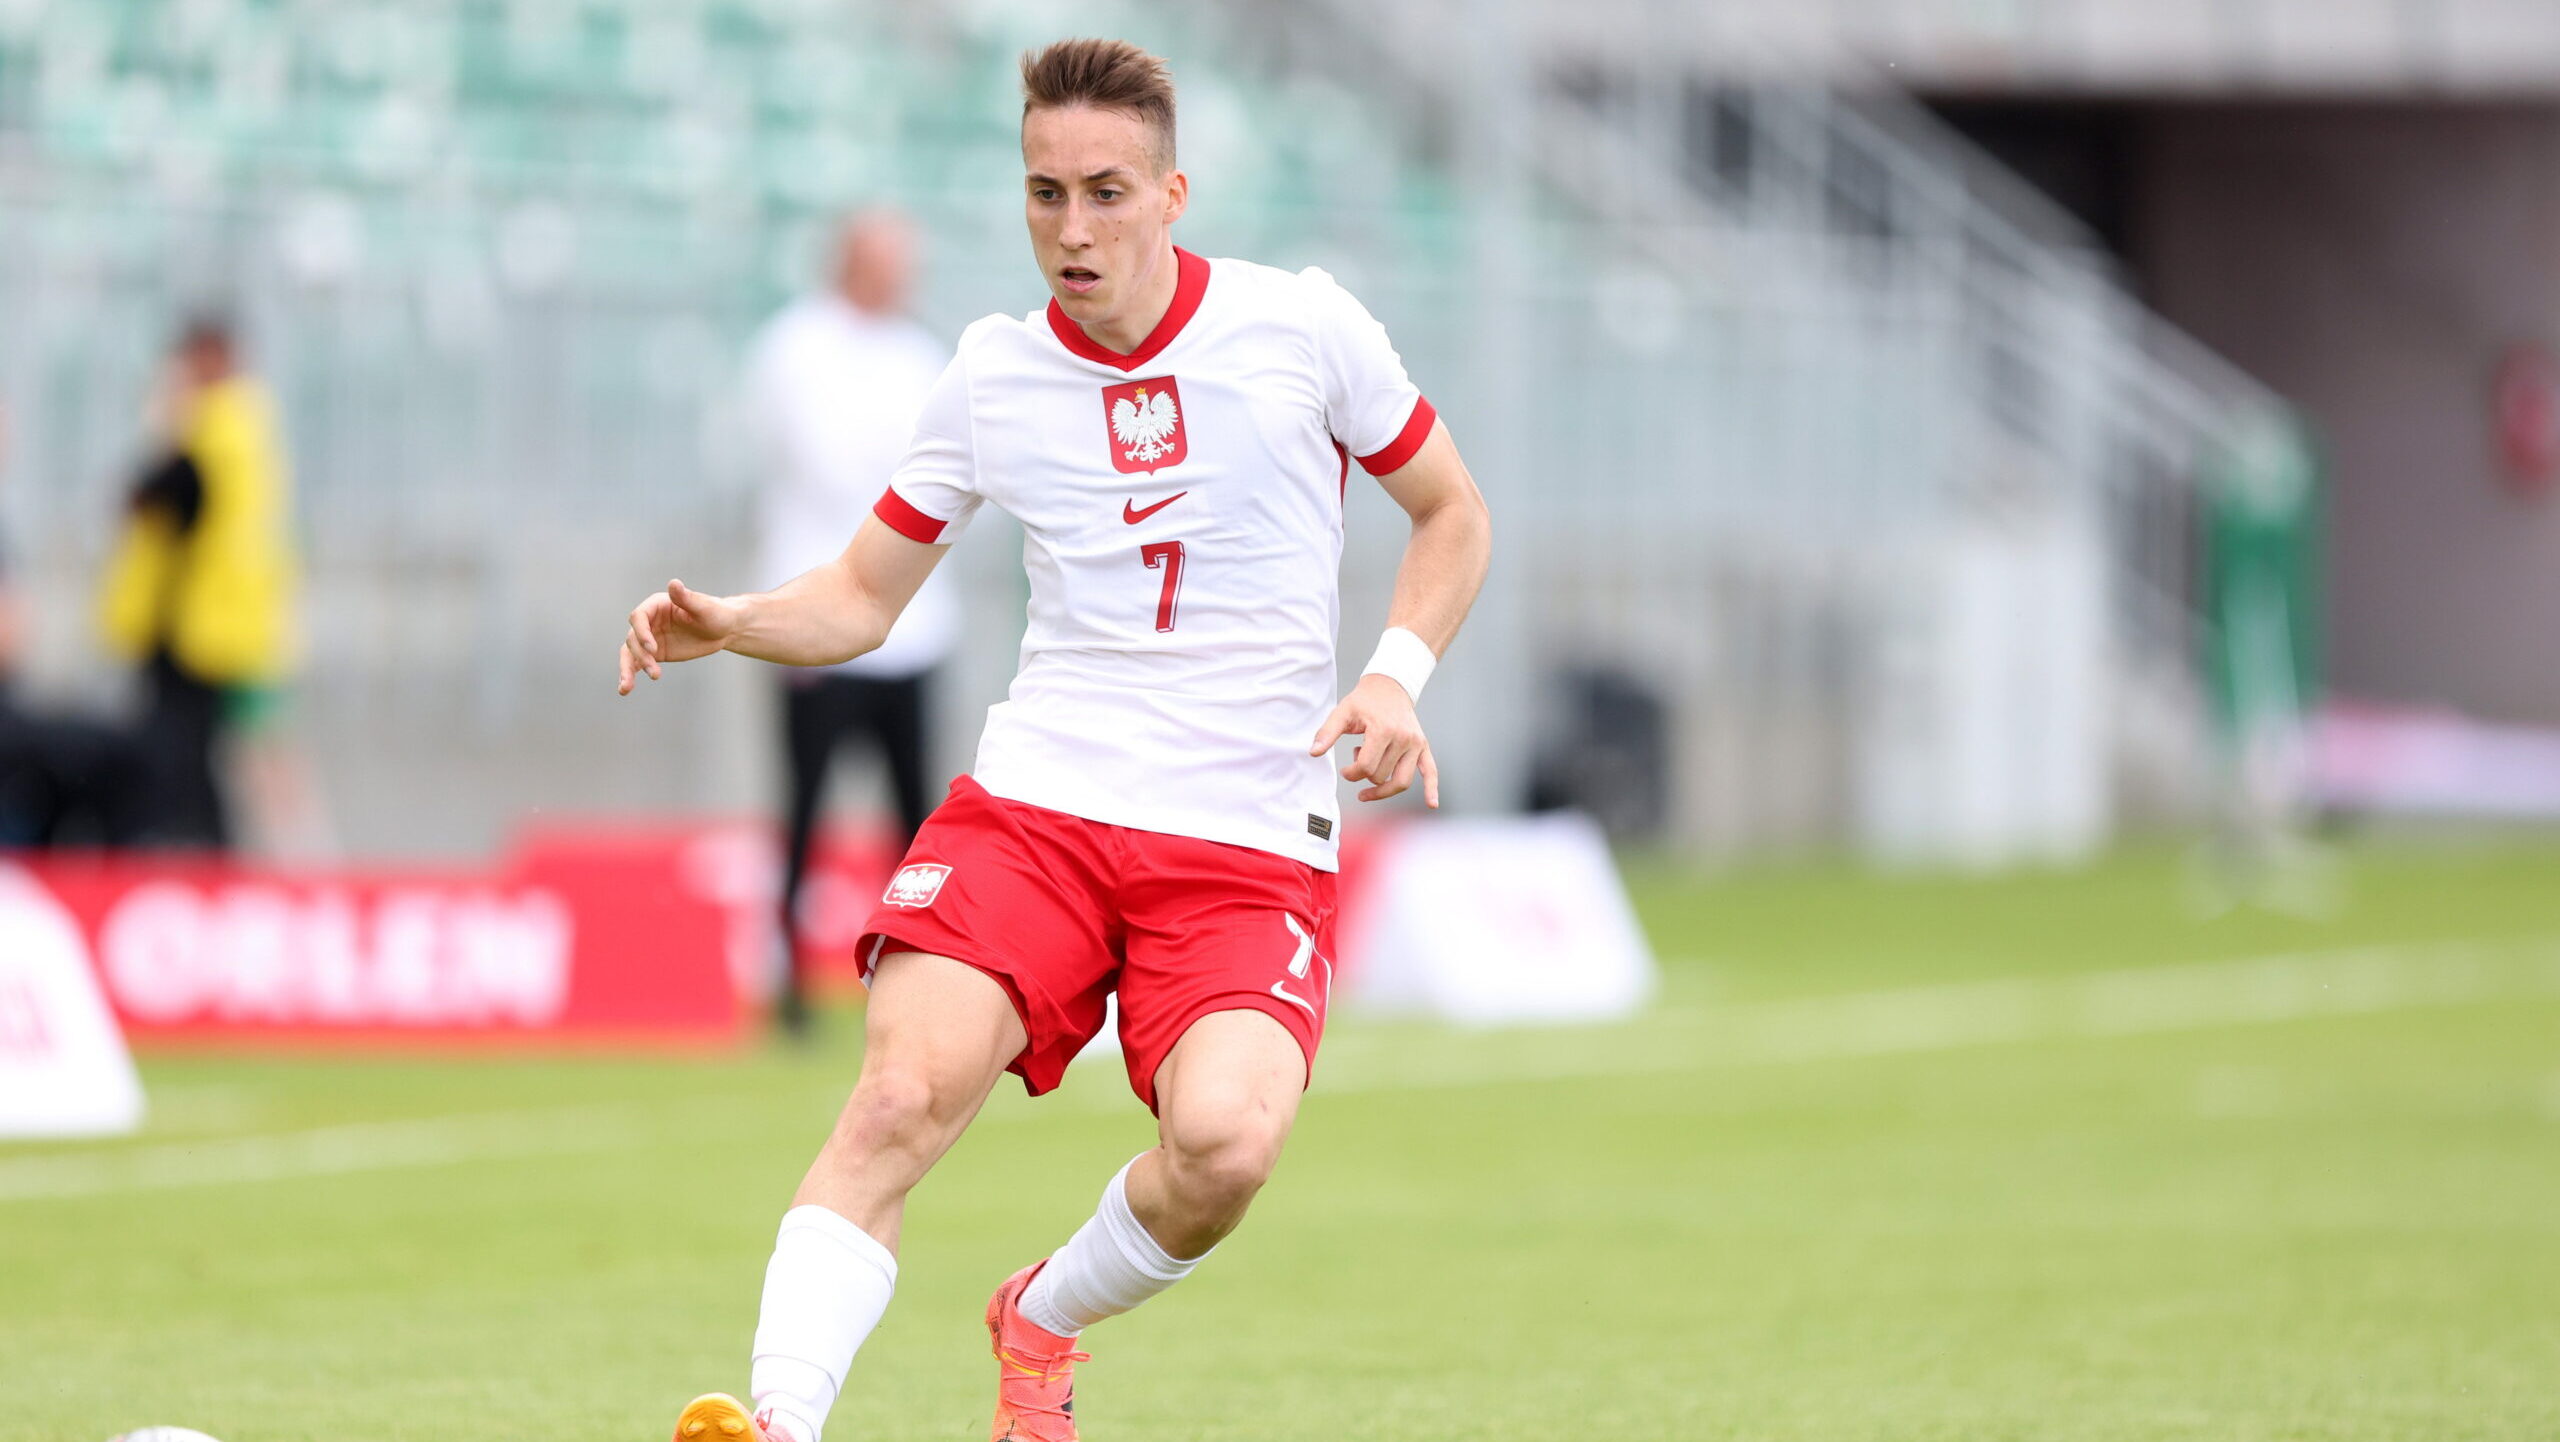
[873,250,1435,870]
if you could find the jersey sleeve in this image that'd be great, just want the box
[873,346,983,544]
[1304,267,1437,477]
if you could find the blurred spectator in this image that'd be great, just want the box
[741,209,959,1033]
[0,403,154,845]
[95,317,304,851]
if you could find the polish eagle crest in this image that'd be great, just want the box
[1111,385,1182,465]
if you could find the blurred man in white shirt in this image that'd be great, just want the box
[741,209,959,1036]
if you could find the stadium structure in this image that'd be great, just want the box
[2,0,2552,860]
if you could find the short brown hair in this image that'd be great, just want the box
[1020,38,1176,173]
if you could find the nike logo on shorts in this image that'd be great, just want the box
[1272,912,1325,1014]
[1122,492,1187,524]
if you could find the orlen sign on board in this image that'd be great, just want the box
[21,850,736,1047]
[99,882,570,1027]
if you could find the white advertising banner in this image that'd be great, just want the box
[0,863,146,1138]
[1073,812,1657,1068]
[1341,812,1656,1025]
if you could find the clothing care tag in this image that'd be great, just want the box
[0,864,145,1138]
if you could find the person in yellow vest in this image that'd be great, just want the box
[97,318,301,849]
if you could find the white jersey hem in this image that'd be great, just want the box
[971,770,1342,873]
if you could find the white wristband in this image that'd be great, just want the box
[1361,626,1438,703]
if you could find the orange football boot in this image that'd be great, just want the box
[670,1393,783,1442]
[985,1262,1093,1442]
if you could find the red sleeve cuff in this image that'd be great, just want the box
[873,488,947,543]
[1356,397,1437,477]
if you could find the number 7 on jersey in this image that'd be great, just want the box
[1141,541,1186,633]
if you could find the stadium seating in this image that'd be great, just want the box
[0,0,2286,859]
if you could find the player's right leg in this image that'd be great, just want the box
[790,949,1026,1241]
[691,950,1028,1442]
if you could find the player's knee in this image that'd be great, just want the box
[1161,1111,1287,1214]
[836,1062,956,1156]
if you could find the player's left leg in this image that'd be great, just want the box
[986,1011,1305,1439]
[1126,1009,1307,1254]
[985,830,1331,1439]
[1020,1008,1304,1326]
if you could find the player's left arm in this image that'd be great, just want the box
[1310,418,1491,808]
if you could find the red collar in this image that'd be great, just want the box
[1045,247,1210,371]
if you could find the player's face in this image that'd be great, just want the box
[1023,105,1188,347]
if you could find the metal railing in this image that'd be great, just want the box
[0,0,2291,860]
[1219,0,2291,857]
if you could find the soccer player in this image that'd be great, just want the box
[622,38,1491,1442]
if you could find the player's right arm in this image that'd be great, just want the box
[622,334,982,696]
[615,517,948,694]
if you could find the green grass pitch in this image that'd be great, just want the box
[6,838,2559,1440]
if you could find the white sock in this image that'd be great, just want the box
[750,1205,898,1442]
[1016,1156,1205,1337]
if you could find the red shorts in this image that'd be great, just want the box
[856,776,1337,1112]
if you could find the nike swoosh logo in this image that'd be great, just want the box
[1122,492,1186,524]
[1270,980,1318,1015]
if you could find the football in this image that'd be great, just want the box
[109,1431,225,1442]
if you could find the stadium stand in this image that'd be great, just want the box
[0,0,2289,859]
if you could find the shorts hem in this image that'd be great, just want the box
[1130,992,1322,1115]
[856,928,1065,1097]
